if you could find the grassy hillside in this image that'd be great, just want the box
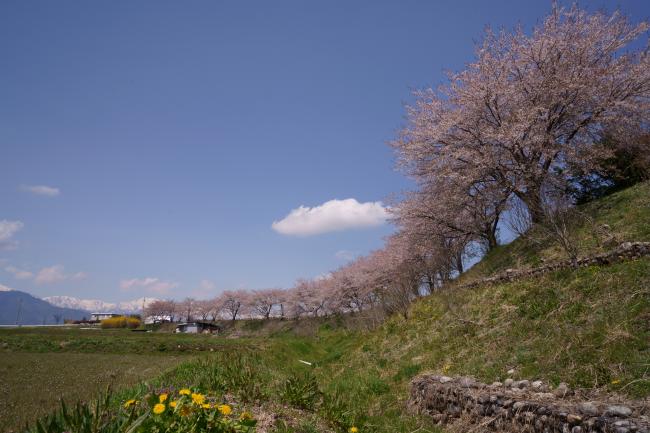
[461,181,650,282]
[328,258,649,421]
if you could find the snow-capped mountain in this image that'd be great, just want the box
[43,296,159,314]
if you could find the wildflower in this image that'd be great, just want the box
[153,403,166,414]
[218,404,232,415]
[240,411,253,421]
[191,393,205,405]
[123,399,137,409]
[159,393,168,403]
[169,401,178,408]
[611,379,621,385]
[349,427,359,433]
[179,388,191,396]
[442,363,452,374]
[202,403,211,409]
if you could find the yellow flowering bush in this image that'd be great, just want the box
[100,315,141,329]
[122,388,256,432]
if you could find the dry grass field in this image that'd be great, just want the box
[0,351,192,432]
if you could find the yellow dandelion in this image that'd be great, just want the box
[611,379,621,385]
[159,393,168,403]
[218,404,232,415]
[349,427,359,433]
[202,403,211,409]
[123,399,137,409]
[153,403,166,414]
[179,388,191,396]
[191,393,205,405]
[240,411,253,421]
[169,401,178,408]
[442,363,452,374]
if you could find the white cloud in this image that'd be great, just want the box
[314,272,333,281]
[35,265,67,284]
[190,279,217,299]
[71,271,88,280]
[272,198,388,236]
[0,220,24,249]
[21,184,60,197]
[199,279,216,291]
[335,250,358,261]
[4,266,34,280]
[120,277,178,295]
[33,265,86,285]
[0,283,14,291]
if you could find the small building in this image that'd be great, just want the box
[90,312,120,322]
[144,314,172,325]
[175,321,222,334]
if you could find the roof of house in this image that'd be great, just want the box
[176,321,222,328]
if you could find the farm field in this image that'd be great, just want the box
[0,327,254,432]
[0,351,191,431]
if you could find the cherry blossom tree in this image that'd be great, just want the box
[194,299,213,321]
[249,288,284,319]
[217,290,249,321]
[145,299,177,322]
[289,279,330,318]
[393,4,650,224]
[181,297,196,322]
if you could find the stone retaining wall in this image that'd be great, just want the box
[457,242,650,291]
[409,375,649,433]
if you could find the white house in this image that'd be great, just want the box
[90,312,120,321]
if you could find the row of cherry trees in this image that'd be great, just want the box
[147,4,649,323]
[145,229,465,322]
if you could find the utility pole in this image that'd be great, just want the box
[15,297,22,327]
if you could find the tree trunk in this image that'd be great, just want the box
[518,187,544,224]
[455,252,464,275]
[485,229,499,251]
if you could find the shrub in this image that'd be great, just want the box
[100,316,141,329]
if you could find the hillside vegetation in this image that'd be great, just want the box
[221,183,650,429]
[461,181,650,283]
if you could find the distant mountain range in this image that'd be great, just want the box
[0,285,159,325]
[43,295,158,314]
[0,290,88,325]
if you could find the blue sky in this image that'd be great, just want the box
[1,1,649,302]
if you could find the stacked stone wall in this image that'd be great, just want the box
[457,242,650,291]
[409,375,649,433]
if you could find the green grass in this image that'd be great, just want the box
[461,181,650,281]
[335,258,650,404]
[0,327,257,354]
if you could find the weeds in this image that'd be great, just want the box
[281,372,321,410]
